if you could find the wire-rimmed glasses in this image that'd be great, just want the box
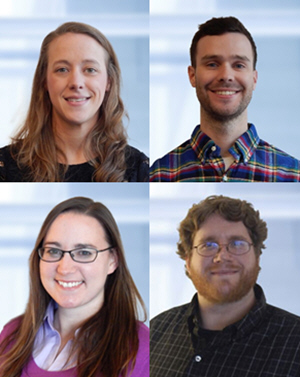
[193,240,253,257]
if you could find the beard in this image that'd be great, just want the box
[189,260,260,305]
[196,84,253,124]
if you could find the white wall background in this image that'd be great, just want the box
[150,183,300,320]
[0,183,149,329]
[0,0,149,156]
[150,0,300,163]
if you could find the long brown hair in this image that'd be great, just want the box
[11,22,128,182]
[0,197,147,377]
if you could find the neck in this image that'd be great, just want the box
[197,288,256,331]
[200,110,248,157]
[52,118,95,165]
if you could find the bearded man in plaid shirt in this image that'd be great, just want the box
[150,195,300,376]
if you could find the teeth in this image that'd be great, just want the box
[67,98,87,102]
[58,281,83,288]
[215,91,236,95]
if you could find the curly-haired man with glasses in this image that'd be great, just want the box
[150,195,300,377]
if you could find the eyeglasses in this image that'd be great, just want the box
[193,240,253,257]
[38,246,113,263]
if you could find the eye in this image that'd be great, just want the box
[234,63,246,69]
[206,62,218,68]
[85,67,97,73]
[45,247,61,255]
[55,67,68,73]
[75,248,94,257]
[202,241,218,250]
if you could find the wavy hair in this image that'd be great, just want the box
[177,195,268,260]
[11,22,128,182]
[0,197,147,377]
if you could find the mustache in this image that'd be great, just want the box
[207,264,241,273]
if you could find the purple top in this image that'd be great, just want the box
[0,316,149,377]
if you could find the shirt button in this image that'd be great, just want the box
[195,355,201,362]
[223,175,228,182]
[211,145,216,152]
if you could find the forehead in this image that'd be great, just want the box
[195,32,254,64]
[45,212,105,241]
[193,214,251,244]
[47,32,108,64]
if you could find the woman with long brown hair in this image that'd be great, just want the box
[0,22,148,182]
[0,197,149,377]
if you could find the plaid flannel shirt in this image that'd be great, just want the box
[149,124,300,182]
[150,285,300,377]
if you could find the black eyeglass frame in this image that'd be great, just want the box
[38,246,114,263]
[193,240,253,257]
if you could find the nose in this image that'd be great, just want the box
[68,68,84,90]
[56,252,77,274]
[212,244,233,263]
[217,63,234,83]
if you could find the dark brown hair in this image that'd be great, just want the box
[0,197,147,377]
[190,16,257,69]
[11,22,128,182]
[177,195,267,259]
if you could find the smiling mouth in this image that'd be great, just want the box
[65,97,90,102]
[214,90,237,95]
[57,280,84,288]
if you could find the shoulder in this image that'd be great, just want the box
[257,139,300,163]
[257,303,300,344]
[124,145,149,182]
[149,140,196,182]
[151,303,190,334]
[136,322,149,355]
[266,303,300,327]
[0,144,28,182]
[0,315,23,345]
[131,322,149,377]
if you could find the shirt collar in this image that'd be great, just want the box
[190,124,260,164]
[43,300,59,331]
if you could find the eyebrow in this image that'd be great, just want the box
[43,241,98,249]
[196,235,251,244]
[201,54,251,63]
[51,59,101,66]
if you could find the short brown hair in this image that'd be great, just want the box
[177,195,267,259]
[190,16,257,69]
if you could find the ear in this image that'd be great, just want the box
[188,65,196,88]
[107,249,118,275]
[253,70,258,90]
[106,77,111,92]
[185,256,191,276]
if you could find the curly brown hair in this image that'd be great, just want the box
[177,195,267,260]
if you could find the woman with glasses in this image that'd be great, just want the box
[0,197,149,377]
[0,22,148,182]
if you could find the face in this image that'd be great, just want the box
[46,32,110,131]
[188,33,257,122]
[186,214,260,304]
[40,212,118,316]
